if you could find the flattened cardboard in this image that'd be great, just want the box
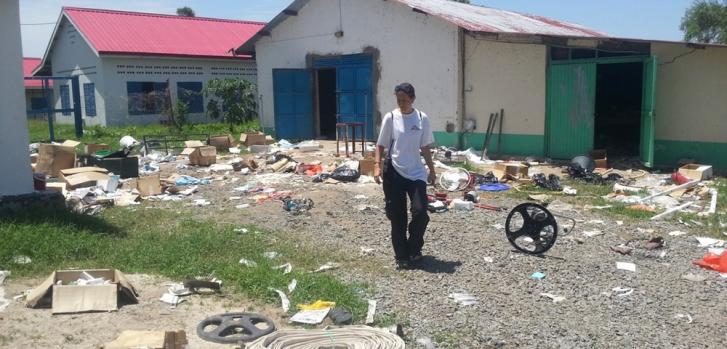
[184,140,205,148]
[189,146,217,166]
[25,269,138,314]
[46,182,67,196]
[60,167,108,176]
[35,144,76,177]
[61,140,81,148]
[106,330,187,349]
[137,174,162,197]
[62,171,111,189]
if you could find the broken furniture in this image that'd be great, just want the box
[336,122,365,157]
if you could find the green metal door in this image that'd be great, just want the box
[640,56,657,167]
[547,62,597,159]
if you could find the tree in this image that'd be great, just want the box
[176,7,195,17]
[680,0,727,43]
[205,79,258,132]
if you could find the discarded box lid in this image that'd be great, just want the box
[678,164,713,181]
[105,330,187,349]
[25,269,138,314]
[61,140,81,148]
[184,140,205,148]
[62,171,111,189]
[60,166,109,176]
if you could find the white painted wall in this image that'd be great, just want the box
[0,0,33,196]
[652,43,727,143]
[464,37,547,135]
[50,16,105,126]
[100,57,256,126]
[254,0,461,134]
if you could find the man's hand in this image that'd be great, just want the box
[427,170,436,185]
[374,165,382,185]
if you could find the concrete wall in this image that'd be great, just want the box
[254,0,461,135]
[50,16,105,126]
[0,0,33,196]
[652,43,727,168]
[461,36,547,154]
[100,57,256,126]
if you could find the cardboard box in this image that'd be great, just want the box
[590,149,608,169]
[678,164,713,181]
[495,162,529,179]
[46,182,67,196]
[209,134,235,150]
[189,146,217,166]
[25,269,138,314]
[35,144,77,177]
[359,158,376,176]
[240,133,267,146]
[184,140,205,148]
[106,330,187,349]
[60,166,109,176]
[61,140,81,148]
[84,143,111,155]
[137,173,162,197]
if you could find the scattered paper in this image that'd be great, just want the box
[13,255,31,265]
[287,279,297,293]
[583,230,604,238]
[449,291,478,306]
[274,263,293,274]
[540,293,566,303]
[483,257,494,263]
[491,223,505,230]
[354,195,368,199]
[612,287,634,297]
[695,237,725,247]
[160,293,185,306]
[167,283,192,296]
[239,258,258,267]
[616,221,624,226]
[234,228,249,234]
[290,308,331,324]
[360,247,375,255]
[236,204,251,209]
[616,262,636,272]
[313,262,340,273]
[269,288,290,312]
[365,299,377,325]
[263,252,279,259]
[193,199,210,207]
[563,186,577,195]
[587,220,605,225]
[669,231,688,237]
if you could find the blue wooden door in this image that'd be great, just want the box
[273,69,314,140]
[314,54,374,140]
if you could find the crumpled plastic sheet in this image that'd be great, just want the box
[175,175,211,186]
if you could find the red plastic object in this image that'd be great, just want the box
[671,172,690,185]
[693,252,727,273]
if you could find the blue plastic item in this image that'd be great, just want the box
[479,183,511,192]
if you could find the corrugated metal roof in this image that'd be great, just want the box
[393,0,607,37]
[236,0,608,54]
[23,58,47,88]
[63,7,265,59]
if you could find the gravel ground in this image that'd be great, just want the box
[140,148,727,349]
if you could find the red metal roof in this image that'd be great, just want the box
[393,0,607,37]
[63,7,265,60]
[23,58,48,88]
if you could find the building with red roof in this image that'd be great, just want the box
[34,7,264,126]
[23,58,52,117]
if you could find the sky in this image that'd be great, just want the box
[19,0,695,58]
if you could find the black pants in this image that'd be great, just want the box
[383,167,430,261]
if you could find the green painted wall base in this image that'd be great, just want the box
[433,132,545,157]
[655,139,727,170]
[263,127,275,136]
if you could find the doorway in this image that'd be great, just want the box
[594,62,643,156]
[317,69,337,139]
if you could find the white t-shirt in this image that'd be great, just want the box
[376,108,435,182]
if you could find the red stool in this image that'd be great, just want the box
[336,122,365,157]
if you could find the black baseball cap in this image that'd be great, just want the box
[394,82,415,98]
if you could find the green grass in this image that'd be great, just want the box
[0,205,368,320]
[27,119,261,146]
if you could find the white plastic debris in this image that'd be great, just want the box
[274,263,293,274]
[483,257,494,263]
[354,195,368,199]
[290,308,331,325]
[674,313,693,324]
[448,291,478,306]
[616,262,636,272]
[583,230,604,238]
[239,258,258,267]
[12,256,31,265]
[365,299,377,325]
[416,337,436,349]
[209,164,234,172]
[0,271,10,312]
[236,204,251,209]
[562,186,577,196]
[360,247,375,255]
[0,271,9,285]
[612,287,634,297]
[540,293,566,303]
[695,237,725,247]
[119,135,139,148]
[234,228,249,234]
[287,279,297,293]
[587,220,605,225]
[167,283,192,296]
[193,199,211,207]
[491,223,505,230]
[616,220,624,226]
[263,252,279,259]
[229,147,241,154]
[160,293,185,306]
[669,231,688,237]
[313,262,340,273]
[269,288,290,312]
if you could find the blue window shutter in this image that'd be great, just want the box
[177,82,204,113]
[60,85,71,116]
[83,83,96,117]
